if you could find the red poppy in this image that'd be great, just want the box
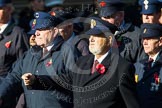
[96,64,106,74]
[46,59,52,67]
[5,41,12,48]
[50,11,56,16]
[154,73,160,84]
[100,1,106,7]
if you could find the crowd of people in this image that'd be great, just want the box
[0,0,161,108]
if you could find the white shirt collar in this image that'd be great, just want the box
[94,51,109,63]
[150,52,159,62]
[0,22,9,34]
[46,44,54,51]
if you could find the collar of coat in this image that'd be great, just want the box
[140,50,162,66]
[0,18,16,41]
[2,18,16,36]
[30,36,64,59]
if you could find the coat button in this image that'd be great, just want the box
[36,70,38,73]
[32,92,34,94]
[142,82,144,84]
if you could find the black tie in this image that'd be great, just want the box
[91,60,99,74]
[148,58,153,69]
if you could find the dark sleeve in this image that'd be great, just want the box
[120,26,142,63]
[77,39,90,56]
[14,27,29,58]
[119,63,140,108]
[0,56,24,99]
[123,35,141,63]
[130,31,143,63]
[27,75,59,90]
[28,44,78,90]
[61,42,79,72]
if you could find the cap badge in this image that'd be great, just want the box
[91,19,96,28]
[100,1,106,7]
[143,28,147,33]
[50,11,56,16]
[32,19,36,29]
[35,12,39,18]
[144,0,149,10]
[135,74,138,83]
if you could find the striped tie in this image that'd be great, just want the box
[91,60,99,74]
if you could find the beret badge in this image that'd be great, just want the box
[143,28,147,33]
[144,0,149,10]
[91,19,96,28]
[35,12,39,18]
[32,19,36,29]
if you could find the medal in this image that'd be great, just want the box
[150,73,160,91]
[135,74,138,83]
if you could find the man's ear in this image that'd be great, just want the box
[159,37,162,46]
[107,36,113,46]
[50,27,59,38]
[53,27,59,36]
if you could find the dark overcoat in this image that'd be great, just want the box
[0,36,79,108]
[134,51,162,108]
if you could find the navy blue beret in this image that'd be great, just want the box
[139,0,162,14]
[141,23,162,38]
[85,25,109,36]
[97,0,125,17]
[33,12,62,30]
[86,23,113,37]
[90,17,117,34]
[0,0,11,7]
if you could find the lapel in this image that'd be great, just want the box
[30,46,42,60]
[141,52,162,81]
[0,34,4,41]
[3,19,15,36]
[80,53,111,86]
[40,36,64,61]
[0,19,15,41]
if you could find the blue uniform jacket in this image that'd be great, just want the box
[134,51,162,108]
[0,36,79,108]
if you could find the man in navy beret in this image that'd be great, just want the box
[0,12,79,108]
[134,23,162,108]
[139,0,162,24]
[74,24,139,108]
[96,0,144,63]
[49,23,140,108]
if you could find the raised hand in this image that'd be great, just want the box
[21,73,35,86]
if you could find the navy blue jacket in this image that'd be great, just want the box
[134,51,162,108]
[55,51,140,108]
[0,36,79,108]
